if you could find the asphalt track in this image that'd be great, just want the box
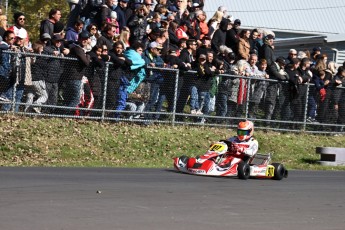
[0,168,344,230]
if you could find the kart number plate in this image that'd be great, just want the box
[209,143,227,152]
[266,165,274,177]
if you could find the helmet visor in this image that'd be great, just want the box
[237,129,250,136]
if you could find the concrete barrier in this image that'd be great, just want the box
[316,147,345,166]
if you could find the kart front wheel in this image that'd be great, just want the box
[238,161,250,180]
[272,163,287,180]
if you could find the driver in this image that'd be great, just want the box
[226,120,258,161]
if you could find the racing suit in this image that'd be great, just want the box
[227,136,259,160]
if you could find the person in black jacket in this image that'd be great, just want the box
[211,18,230,54]
[175,39,195,116]
[43,34,66,114]
[62,31,91,115]
[107,41,133,117]
[292,58,312,122]
[86,44,110,113]
[225,19,240,55]
[264,56,288,121]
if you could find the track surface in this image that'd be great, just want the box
[0,168,344,230]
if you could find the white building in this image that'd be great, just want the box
[204,0,345,65]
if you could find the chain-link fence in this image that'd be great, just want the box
[0,50,344,134]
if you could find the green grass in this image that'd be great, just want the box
[0,115,344,170]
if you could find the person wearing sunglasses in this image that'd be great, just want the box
[8,12,30,48]
[0,31,15,103]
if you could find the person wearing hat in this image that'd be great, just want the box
[61,31,91,114]
[142,41,165,120]
[225,18,241,54]
[40,33,51,45]
[8,12,30,47]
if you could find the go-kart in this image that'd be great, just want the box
[173,141,288,180]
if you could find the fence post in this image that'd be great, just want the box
[101,62,110,122]
[303,83,310,131]
[245,78,252,119]
[171,69,179,126]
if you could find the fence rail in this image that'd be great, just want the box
[0,51,344,134]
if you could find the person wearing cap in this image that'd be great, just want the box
[40,8,62,40]
[264,56,289,122]
[8,12,30,47]
[61,31,91,114]
[225,18,240,55]
[40,33,51,45]
[142,41,165,120]
[106,11,120,36]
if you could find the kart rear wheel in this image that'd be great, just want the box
[238,161,250,180]
[272,163,287,180]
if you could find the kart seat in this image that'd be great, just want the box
[249,153,270,165]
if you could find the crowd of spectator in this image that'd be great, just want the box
[0,1,344,129]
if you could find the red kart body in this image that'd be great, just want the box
[173,142,288,180]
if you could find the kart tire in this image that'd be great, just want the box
[272,163,286,180]
[238,161,250,180]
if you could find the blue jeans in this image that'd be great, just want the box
[307,95,317,119]
[144,82,160,120]
[64,80,82,113]
[198,91,210,115]
[216,93,228,117]
[1,83,24,112]
[189,85,199,110]
[115,76,130,117]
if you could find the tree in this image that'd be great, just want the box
[7,0,69,42]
